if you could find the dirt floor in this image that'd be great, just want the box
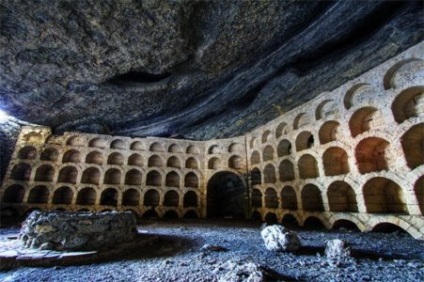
[0,219,423,282]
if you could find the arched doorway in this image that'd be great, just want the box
[207,171,246,218]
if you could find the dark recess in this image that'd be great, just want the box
[108,71,171,84]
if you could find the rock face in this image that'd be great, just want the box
[261,225,301,252]
[19,210,137,251]
[0,0,422,143]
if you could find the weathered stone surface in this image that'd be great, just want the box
[19,210,137,251]
[217,261,264,282]
[325,239,351,264]
[261,225,301,252]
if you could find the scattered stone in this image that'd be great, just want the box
[261,225,301,252]
[325,239,351,265]
[201,244,229,252]
[217,261,264,282]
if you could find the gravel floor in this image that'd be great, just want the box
[0,220,423,282]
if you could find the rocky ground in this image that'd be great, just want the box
[0,219,423,282]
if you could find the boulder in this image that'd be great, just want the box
[261,225,301,252]
[325,239,351,264]
[19,210,137,251]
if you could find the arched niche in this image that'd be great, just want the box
[251,151,260,165]
[150,142,164,152]
[11,163,31,181]
[183,191,198,207]
[349,107,383,137]
[165,172,180,187]
[383,58,424,90]
[62,149,80,163]
[251,189,262,208]
[183,210,198,219]
[332,220,360,232]
[58,166,78,184]
[100,188,118,206]
[281,186,297,210]
[293,113,311,130]
[251,168,261,185]
[89,138,107,149]
[2,185,25,203]
[277,139,291,157]
[128,154,143,166]
[301,184,324,212]
[104,168,121,185]
[81,167,100,185]
[143,190,160,206]
[186,145,200,154]
[276,122,288,138]
[295,131,314,151]
[148,155,163,167]
[34,165,54,182]
[322,147,349,176]
[319,121,340,144]
[265,213,278,224]
[327,181,357,212]
[298,154,319,179]
[123,189,140,206]
[415,176,424,215]
[168,144,183,153]
[76,187,96,205]
[146,170,162,186]
[52,186,73,204]
[40,147,58,161]
[401,123,424,170]
[167,156,181,168]
[67,136,85,147]
[279,160,295,182]
[281,214,299,228]
[164,190,179,207]
[18,146,37,160]
[208,157,220,170]
[184,172,198,188]
[208,145,219,154]
[163,210,179,219]
[264,187,278,209]
[263,145,274,161]
[110,139,126,150]
[186,157,199,169]
[142,209,159,219]
[263,164,276,184]
[315,99,338,120]
[344,83,372,110]
[355,137,389,174]
[130,141,144,151]
[228,143,243,153]
[363,177,407,214]
[262,130,272,143]
[391,86,424,123]
[125,169,142,185]
[228,155,242,170]
[303,216,326,230]
[27,190,48,205]
[85,151,103,165]
[107,152,124,165]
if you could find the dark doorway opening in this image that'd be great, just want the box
[207,171,246,219]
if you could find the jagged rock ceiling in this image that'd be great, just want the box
[0,0,422,140]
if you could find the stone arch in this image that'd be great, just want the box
[392,86,424,123]
[143,190,160,206]
[295,131,314,151]
[52,186,73,204]
[315,99,338,120]
[251,189,262,208]
[344,83,372,110]
[130,141,143,151]
[125,169,142,185]
[319,121,340,144]
[327,181,357,212]
[164,190,179,207]
[66,136,85,146]
[183,210,198,219]
[262,130,272,143]
[81,167,100,184]
[279,160,295,182]
[166,171,180,187]
[332,219,360,232]
[263,145,274,161]
[40,147,58,161]
[128,153,143,166]
[186,145,200,154]
[18,146,37,160]
[186,157,199,169]
[298,154,319,179]
[363,177,407,214]
[2,184,25,203]
[372,223,410,235]
[104,168,121,185]
[251,151,260,165]
[265,187,278,208]
[276,122,288,138]
[167,156,181,168]
[303,216,326,229]
[100,188,118,206]
[150,142,164,152]
[301,184,324,211]
[58,166,78,184]
[107,152,124,165]
[323,147,349,176]
[208,144,219,154]
[62,149,80,163]
[281,186,297,210]
[89,138,107,148]
[34,164,54,182]
[265,212,278,224]
[383,58,424,90]
[415,176,424,215]
[263,164,276,183]
[249,137,257,148]
[251,168,261,185]
[148,154,164,167]
[168,144,183,153]
[183,191,198,207]
[11,163,31,181]
[146,170,162,186]
[293,113,310,130]
[85,151,103,165]
[228,155,242,170]
[185,172,198,188]
[110,139,126,150]
[281,214,299,227]
[122,189,140,206]
[228,142,243,153]
[76,187,96,205]
[401,123,424,170]
[207,171,246,218]
[208,157,220,169]
[163,210,179,219]
[277,139,291,157]
[349,106,383,137]
[355,137,389,174]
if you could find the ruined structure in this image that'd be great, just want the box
[1,43,423,239]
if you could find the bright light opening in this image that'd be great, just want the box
[0,109,10,122]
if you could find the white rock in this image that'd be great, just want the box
[261,225,301,252]
[325,239,350,260]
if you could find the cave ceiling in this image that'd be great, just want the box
[0,0,422,140]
